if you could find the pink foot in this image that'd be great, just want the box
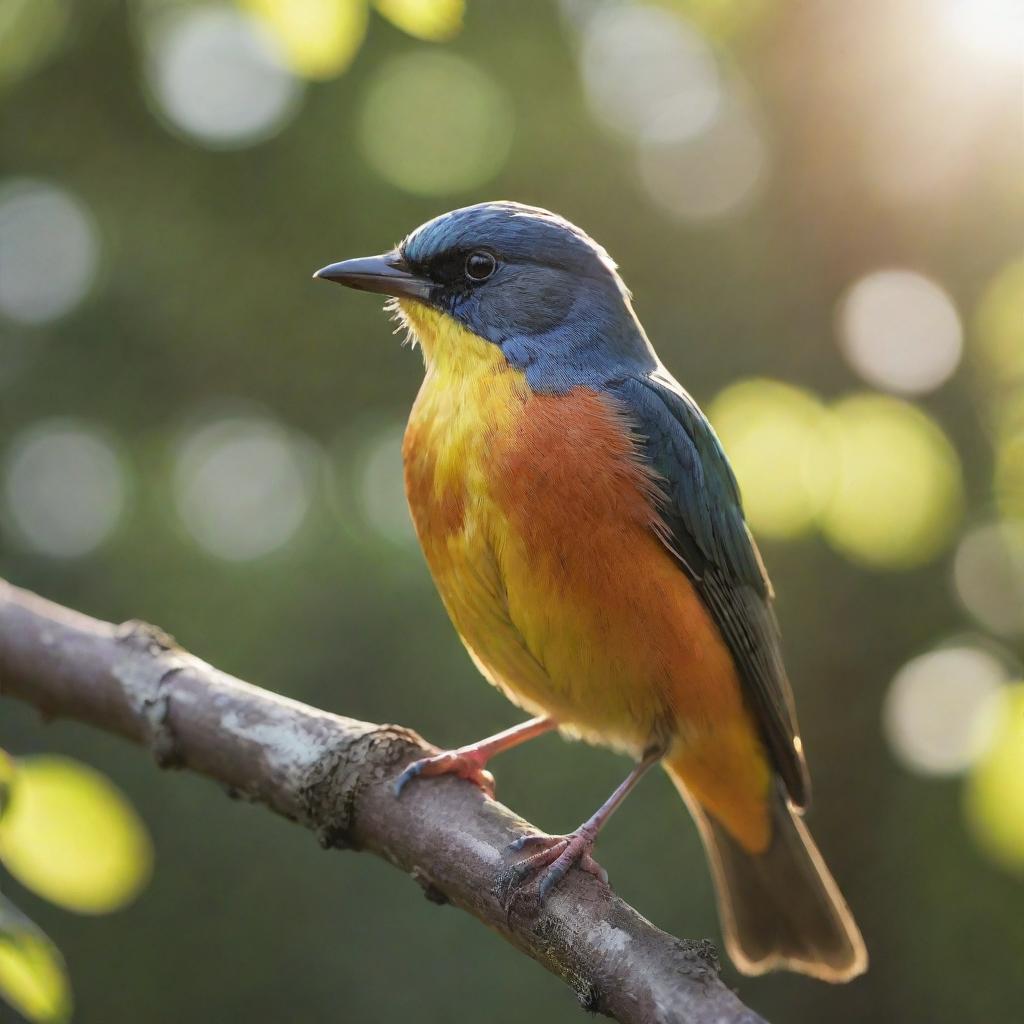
[508,828,609,898]
[394,750,496,797]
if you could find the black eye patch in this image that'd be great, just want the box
[423,251,467,287]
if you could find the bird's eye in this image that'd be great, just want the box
[464,251,496,282]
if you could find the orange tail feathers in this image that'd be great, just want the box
[664,756,868,983]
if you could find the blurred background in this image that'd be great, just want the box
[1,0,1022,1021]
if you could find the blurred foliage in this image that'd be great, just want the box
[0,899,71,1024]
[708,379,833,539]
[965,684,1024,874]
[0,756,152,914]
[0,751,151,1021]
[372,0,464,42]
[239,0,464,80]
[974,259,1024,397]
[0,749,13,816]
[1,0,1022,1022]
[820,394,964,569]
[240,0,371,79]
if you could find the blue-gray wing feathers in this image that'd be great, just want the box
[609,370,810,809]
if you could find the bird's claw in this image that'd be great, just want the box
[508,828,608,898]
[394,751,496,797]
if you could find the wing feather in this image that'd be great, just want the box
[609,370,810,808]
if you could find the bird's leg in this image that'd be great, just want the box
[394,716,555,797]
[508,745,663,899]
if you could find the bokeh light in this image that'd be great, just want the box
[994,408,1023,522]
[0,756,152,914]
[952,521,1024,636]
[0,0,71,87]
[241,0,367,80]
[374,0,464,41]
[173,414,315,561]
[144,6,303,149]
[708,379,834,539]
[579,5,721,144]
[357,51,513,196]
[0,180,100,326]
[1,420,127,558]
[972,259,1024,391]
[965,683,1024,873]
[820,394,963,568]
[637,83,768,222]
[0,918,71,1024]
[357,423,415,544]
[838,269,963,395]
[943,0,1024,63]
[862,70,985,208]
[883,644,1007,776]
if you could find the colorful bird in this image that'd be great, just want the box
[315,202,867,982]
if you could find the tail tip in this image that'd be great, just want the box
[729,936,869,983]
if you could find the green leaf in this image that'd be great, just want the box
[0,898,72,1024]
[0,755,153,914]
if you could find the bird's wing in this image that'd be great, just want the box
[608,369,810,808]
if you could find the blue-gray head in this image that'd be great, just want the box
[314,202,657,391]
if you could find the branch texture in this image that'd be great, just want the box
[0,579,767,1024]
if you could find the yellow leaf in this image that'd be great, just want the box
[243,0,369,80]
[0,900,72,1024]
[0,756,152,914]
[374,0,464,41]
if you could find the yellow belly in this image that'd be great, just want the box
[400,327,568,725]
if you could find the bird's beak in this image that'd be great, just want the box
[312,252,431,301]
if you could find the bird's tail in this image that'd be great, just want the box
[664,759,868,983]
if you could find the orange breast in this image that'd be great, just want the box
[488,389,772,850]
[405,378,772,851]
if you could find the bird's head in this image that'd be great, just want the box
[315,202,656,390]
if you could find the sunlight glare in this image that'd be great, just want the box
[944,0,1024,63]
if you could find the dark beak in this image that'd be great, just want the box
[313,252,431,301]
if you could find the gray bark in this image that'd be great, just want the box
[0,579,767,1024]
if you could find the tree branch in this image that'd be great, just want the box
[0,579,767,1024]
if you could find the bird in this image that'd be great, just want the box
[314,201,867,982]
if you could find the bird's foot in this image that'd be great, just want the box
[508,827,608,898]
[394,749,496,797]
